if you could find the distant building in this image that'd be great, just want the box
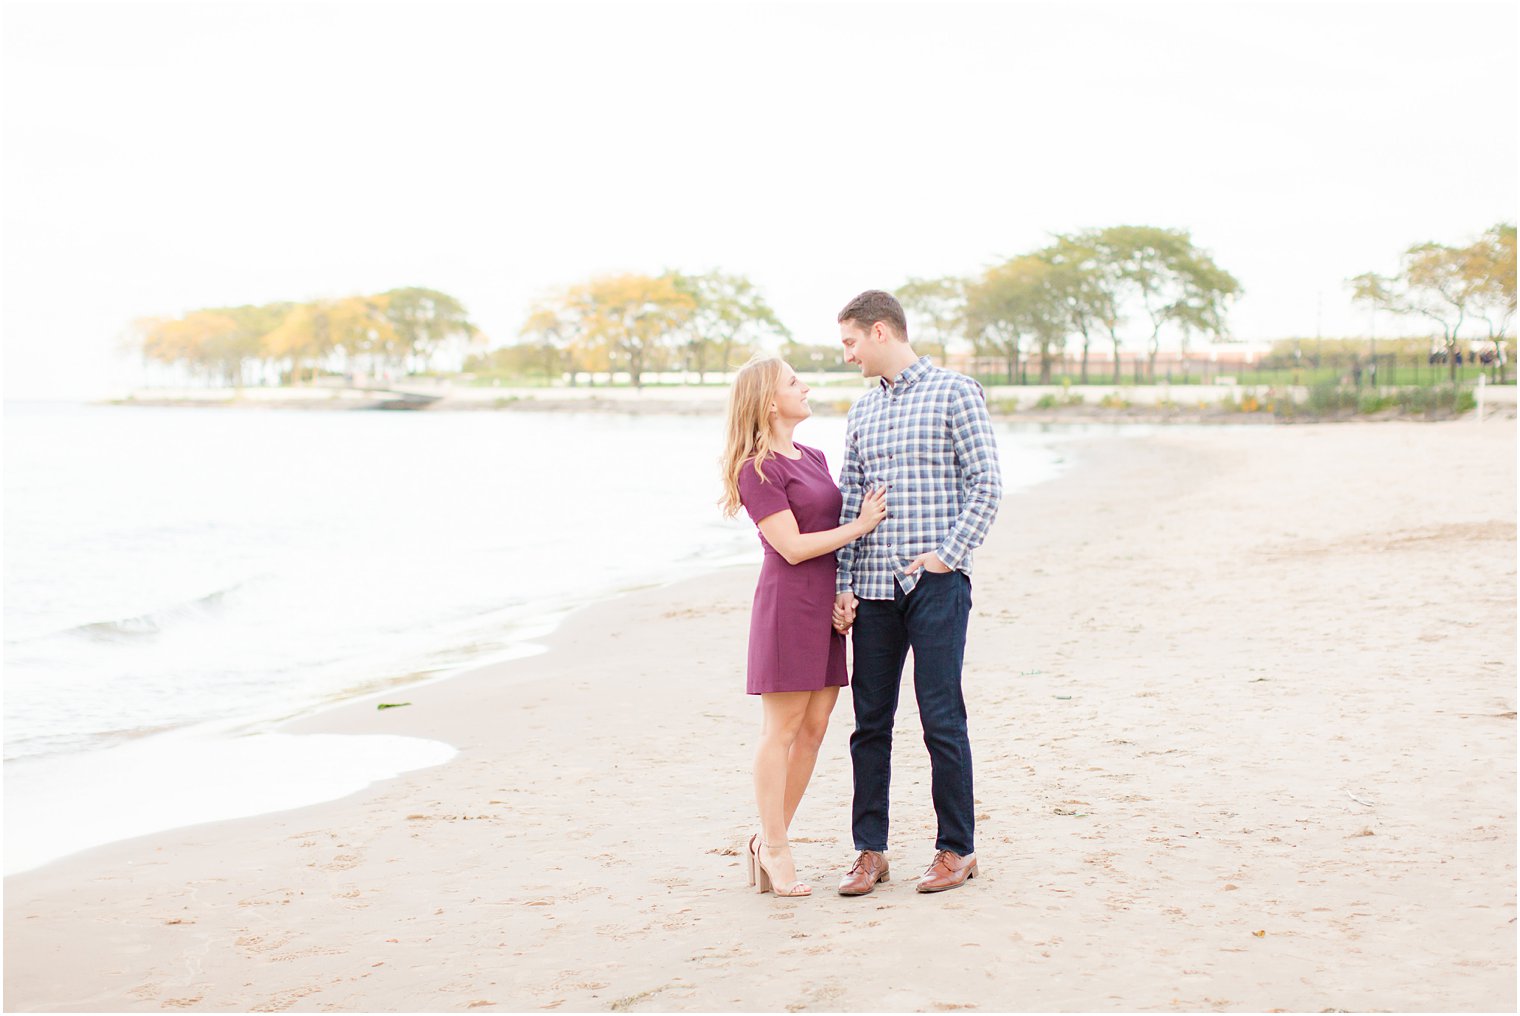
[946,340,1275,380]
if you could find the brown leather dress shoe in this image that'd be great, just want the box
[838,850,890,896]
[915,850,979,893]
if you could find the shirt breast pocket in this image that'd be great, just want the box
[862,446,894,490]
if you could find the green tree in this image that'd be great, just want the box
[895,276,964,362]
[1039,238,1109,383]
[667,270,788,381]
[1348,271,1395,315]
[1352,231,1496,382]
[1057,231,1129,383]
[1405,242,1484,382]
[1089,225,1240,380]
[1465,222,1516,380]
[964,255,1065,383]
[1168,252,1242,376]
[382,287,477,372]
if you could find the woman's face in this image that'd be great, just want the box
[771,363,812,423]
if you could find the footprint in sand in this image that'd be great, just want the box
[238,889,297,907]
[250,986,321,1012]
[270,946,345,963]
[235,934,293,955]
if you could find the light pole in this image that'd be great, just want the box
[1368,306,1377,388]
[1315,290,1323,376]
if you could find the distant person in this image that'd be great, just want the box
[720,356,887,898]
[832,290,1004,896]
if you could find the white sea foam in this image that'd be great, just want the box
[4,727,457,874]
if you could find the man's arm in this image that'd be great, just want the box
[935,379,1003,569]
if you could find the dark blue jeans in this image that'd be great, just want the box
[849,570,975,857]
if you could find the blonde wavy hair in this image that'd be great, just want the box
[719,355,787,518]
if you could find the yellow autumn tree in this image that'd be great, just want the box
[328,295,401,375]
[137,310,244,383]
[518,298,582,383]
[262,302,337,383]
[572,274,693,388]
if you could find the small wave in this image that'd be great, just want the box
[4,721,187,763]
[13,581,250,645]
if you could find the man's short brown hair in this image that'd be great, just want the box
[838,290,908,340]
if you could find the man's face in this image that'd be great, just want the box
[839,319,880,377]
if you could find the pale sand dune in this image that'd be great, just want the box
[5,421,1514,1013]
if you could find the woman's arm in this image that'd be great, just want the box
[835,426,864,593]
[755,488,886,566]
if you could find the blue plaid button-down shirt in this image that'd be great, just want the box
[836,357,1003,600]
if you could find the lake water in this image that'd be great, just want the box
[4,400,1073,872]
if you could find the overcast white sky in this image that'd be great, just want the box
[3,0,1516,397]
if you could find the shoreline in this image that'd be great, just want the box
[1,560,757,879]
[5,420,1515,1012]
[101,380,1520,424]
[0,411,1064,879]
[2,421,1072,876]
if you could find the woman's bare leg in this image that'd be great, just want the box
[783,686,840,829]
[755,691,810,891]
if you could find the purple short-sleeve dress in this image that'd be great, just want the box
[737,444,849,695]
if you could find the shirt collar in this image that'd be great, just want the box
[878,355,932,392]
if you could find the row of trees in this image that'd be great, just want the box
[897,225,1242,384]
[134,288,478,385]
[134,224,1513,391]
[484,227,1240,387]
[1350,222,1515,381]
[477,270,789,387]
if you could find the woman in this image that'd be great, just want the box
[720,356,886,897]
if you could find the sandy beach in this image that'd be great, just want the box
[5,420,1515,1013]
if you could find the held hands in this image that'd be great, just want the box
[832,592,858,634]
[854,487,887,534]
[905,551,952,576]
[831,556,947,634]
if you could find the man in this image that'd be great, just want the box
[831,290,1003,896]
